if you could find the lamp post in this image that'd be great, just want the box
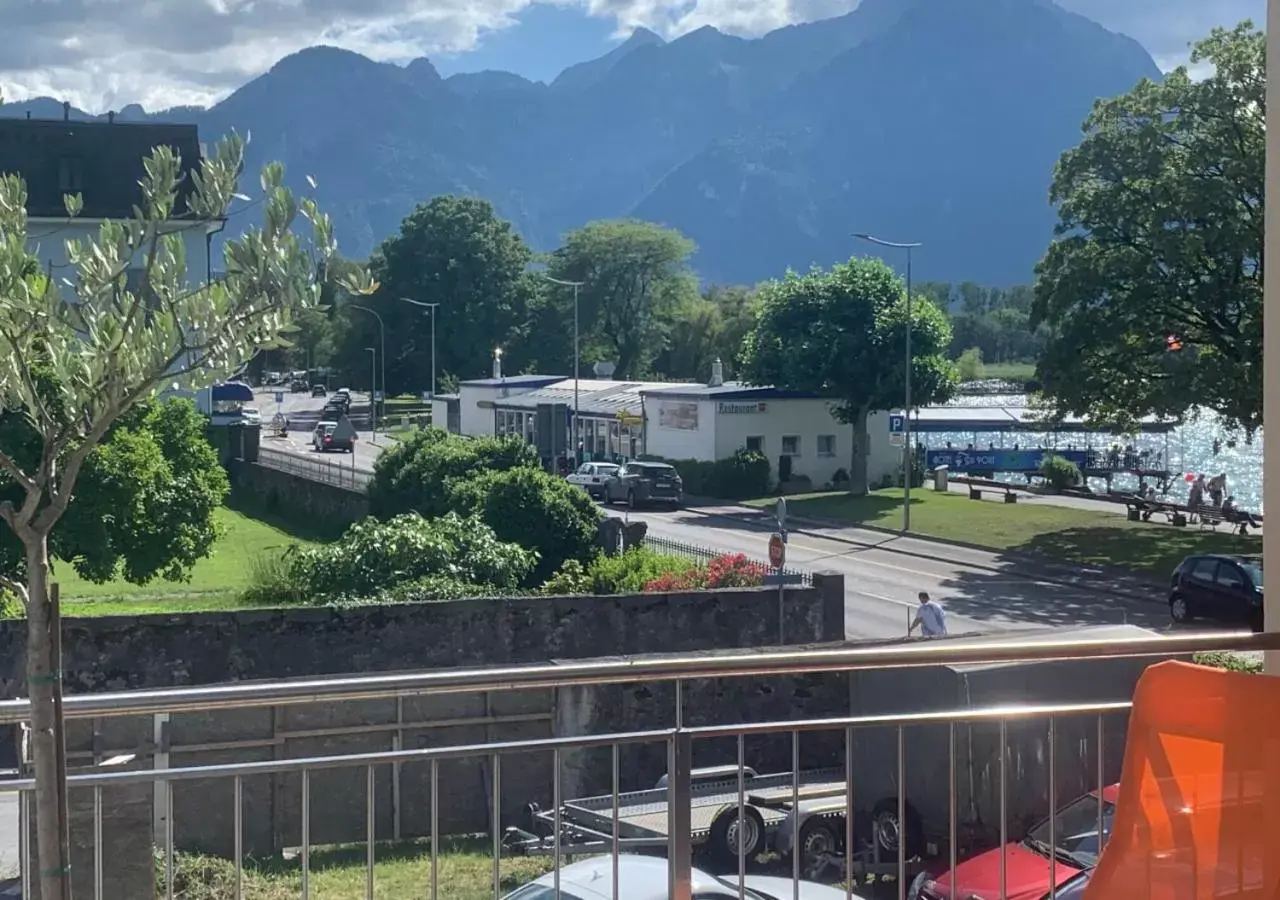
[350,304,385,433]
[853,233,922,533]
[400,298,439,399]
[365,347,377,440]
[543,275,585,462]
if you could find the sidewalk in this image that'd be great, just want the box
[682,501,1167,603]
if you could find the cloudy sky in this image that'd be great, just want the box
[0,0,1264,113]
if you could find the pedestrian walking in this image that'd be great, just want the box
[908,591,948,638]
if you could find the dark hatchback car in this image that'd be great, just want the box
[1169,554,1264,631]
[603,461,683,509]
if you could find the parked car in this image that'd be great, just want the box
[567,462,621,500]
[1169,553,1263,631]
[311,384,328,398]
[503,854,862,899]
[313,420,355,453]
[908,785,1115,900]
[290,379,309,392]
[603,461,683,508]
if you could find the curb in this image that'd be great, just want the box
[680,502,1165,605]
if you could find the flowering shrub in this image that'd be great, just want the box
[642,553,767,593]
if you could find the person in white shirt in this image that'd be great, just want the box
[909,591,948,638]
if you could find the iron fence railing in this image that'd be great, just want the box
[257,445,373,492]
[0,631,1274,900]
[642,533,813,586]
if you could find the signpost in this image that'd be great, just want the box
[768,533,786,569]
[889,412,906,448]
[274,391,284,406]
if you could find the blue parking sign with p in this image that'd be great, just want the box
[889,414,906,433]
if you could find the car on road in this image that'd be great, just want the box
[322,399,349,419]
[567,462,621,499]
[290,378,309,392]
[603,461,683,509]
[311,383,328,397]
[503,854,862,899]
[335,387,351,400]
[313,420,355,453]
[909,785,1115,900]
[1169,554,1263,631]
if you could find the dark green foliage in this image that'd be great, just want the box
[1038,454,1082,492]
[645,449,771,499]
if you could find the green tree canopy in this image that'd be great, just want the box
[740,258,956,494]
[343,196,537,393]
[1032,23,1264,433]
[545,219,698,379]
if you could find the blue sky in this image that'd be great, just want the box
[0,0,1265,113]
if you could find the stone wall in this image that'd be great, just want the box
[226,459,370,527]
[2,575,847,877]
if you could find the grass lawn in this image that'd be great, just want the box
[745,488,1262,576]
[52,504,319,617]
[978,361,1036,382]
[172,840,553,899]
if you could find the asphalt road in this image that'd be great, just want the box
[254,387,390,471]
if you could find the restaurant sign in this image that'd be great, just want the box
[717,401,767,415]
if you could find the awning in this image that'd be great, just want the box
[211,381,254,403]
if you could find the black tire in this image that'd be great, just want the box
[1169,592,1190,624]
[870,799,924,859]
[798,816,843,880]
[707,806,764,868]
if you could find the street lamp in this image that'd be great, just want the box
[350,304,385,433]
[365,347,377,441]
[400,298,439,399]
[853,232,923,533]
[544,274,585,461]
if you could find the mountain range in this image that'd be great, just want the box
[1,0,1161,285]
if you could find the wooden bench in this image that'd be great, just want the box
[964,480,1018,503]
[1125,498,1187,526]
[1193,506,1225,531]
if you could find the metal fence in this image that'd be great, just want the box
[0,630,1273,900]
[257,445,373,492]
[643,533,813,586]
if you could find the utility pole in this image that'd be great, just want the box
[365,346,377,439]
[400,298,439,399]
[544,275,585,462]
[853,233,923,533]
[351,304,385,431]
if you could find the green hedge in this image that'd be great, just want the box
[642,448,771,499]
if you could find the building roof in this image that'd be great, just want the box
[0,116,203,220]
[492,379,662,416]
[913,405,1175,434]
[643,381,824,401]
[458,374,566,389]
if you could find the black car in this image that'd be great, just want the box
[311,384,328,397]
[290,379,309,392]
[603,461,684,508]
[1169,553,1264,631]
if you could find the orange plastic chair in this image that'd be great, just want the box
[1084,660,1280,900]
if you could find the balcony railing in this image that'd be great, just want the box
[256,444,373,491]
[0,630,1274,900]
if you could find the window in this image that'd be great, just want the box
[1216,564,1246,590]
[745,436,763,453]
[1189,558,1219,583]
[817,434,836,457]
[781,435,799,456]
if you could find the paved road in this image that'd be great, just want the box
[618,505,1171,641]
[255,388,391,472]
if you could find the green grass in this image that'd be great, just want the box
[52,506,319,617]
[977,361,1036,382]
[170,840,553,899]
[745,488,1262,576]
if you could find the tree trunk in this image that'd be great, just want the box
[848,409,870,496]
[25,532,70,900]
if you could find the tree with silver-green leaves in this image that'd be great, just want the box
[741,258,956,495]
[0,133,375,900]
[1032,23,1264,434]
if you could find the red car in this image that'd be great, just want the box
[910,784,1117,900]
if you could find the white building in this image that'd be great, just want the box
[435,360,901,489]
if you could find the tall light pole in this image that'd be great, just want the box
[350,304,385,432]
[365,347,377,439]
[401,298,439,399]
[544,274,585,460]
[854,233,923,533]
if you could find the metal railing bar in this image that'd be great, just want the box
[0,631,1266,725]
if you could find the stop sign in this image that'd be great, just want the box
[768,533,786,569]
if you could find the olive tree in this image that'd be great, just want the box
[0,133,373,899]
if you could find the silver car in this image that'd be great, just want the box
[503,854,863,899]
[567,462,621,500]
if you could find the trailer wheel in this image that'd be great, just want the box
[870,799,924,858]
[798,817,843,879]
[708,806,764,867]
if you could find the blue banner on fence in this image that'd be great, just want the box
[925,448,1090,473]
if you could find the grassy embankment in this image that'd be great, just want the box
[744,488,1260,576]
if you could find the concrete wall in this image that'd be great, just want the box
[1,576,847,865]
[226,459,370,526]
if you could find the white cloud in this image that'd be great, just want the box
[0,0,1264,113]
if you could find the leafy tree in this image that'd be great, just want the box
[0,135,373,898]
[546,219,698,378]
[1032,23,1264,433]
[342,196,538,393]
[740,258,956,494]
[955,347,986,382]
[448,467,602,585]
[654,284,758,381]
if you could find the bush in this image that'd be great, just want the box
[449,467,603,585]
[541,558,594,595]
[583,548,699,595]
[1038,454,1082,491]
[1193,651,1264,674]
[644,449,771,499]
[368,427,540,519]
[642,552,767,592]
[284,513,535,603]
[956,347,986,381]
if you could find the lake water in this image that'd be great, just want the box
[930,395,1266,513]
